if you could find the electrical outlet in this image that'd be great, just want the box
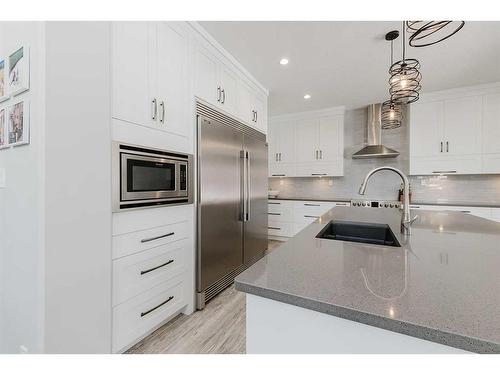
[19,345,28,354]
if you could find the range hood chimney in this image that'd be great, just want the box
[352,103,400,159]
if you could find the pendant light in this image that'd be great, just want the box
[382,30,403,129]
[406,21,465,47]
[389,21,422,104]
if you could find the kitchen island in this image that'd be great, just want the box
[235,206,500,354]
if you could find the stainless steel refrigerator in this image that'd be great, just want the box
[196,102,268,309]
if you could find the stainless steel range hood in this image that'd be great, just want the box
[352,104,400,159]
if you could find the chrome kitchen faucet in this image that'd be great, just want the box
[358,167,418,235]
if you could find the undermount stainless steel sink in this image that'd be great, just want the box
[316,220,401,247]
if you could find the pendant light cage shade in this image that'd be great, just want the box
[381,99,403,129]
[389,59,422,104]
[406,21,465,47]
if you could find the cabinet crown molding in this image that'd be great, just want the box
[188,21,269,97]
[417,81,500,103]
[269,106,345,123]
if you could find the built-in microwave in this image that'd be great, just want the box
[112,142,193,211]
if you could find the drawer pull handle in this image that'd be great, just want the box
[140,259,174,275]
[304,215,320,218]
[268,212,281,215]
[141,232,175,243]
[268,202,281,205]
[311,173,327,176]
[304,204,320,207]
[268,226,281,230]
[140,296,174,317]
[271,174,286,177]
[460,211,471,213]
[432,170,457,174]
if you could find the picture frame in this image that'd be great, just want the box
[8,46,30,97]
[7,100,29,147]
[0,108,7,149]
[0,58,8,103]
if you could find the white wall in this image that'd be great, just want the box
[0,21,46,354]
[43,22,112,353]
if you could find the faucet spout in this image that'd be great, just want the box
[358,166,417,236]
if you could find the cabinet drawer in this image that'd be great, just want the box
[268,200,294,221]
[268,221,294,237]
[112,221,190,259]
[112,275,185,353]
[113,240,187,306]
[294,201,335,221]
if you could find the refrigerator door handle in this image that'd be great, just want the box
[240,149,246,222]
[246,151,250,222]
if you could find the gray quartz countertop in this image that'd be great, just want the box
[235,207,500,353]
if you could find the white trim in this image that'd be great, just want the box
[418,81,500,102]
[187,22,269,96]
[269,105,345,123]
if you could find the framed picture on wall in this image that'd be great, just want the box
[0,108,7,149]
[0,58,8,103]
[8,46,30,96]
[8,100,29,147]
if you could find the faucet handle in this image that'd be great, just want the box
[405,215,419,225]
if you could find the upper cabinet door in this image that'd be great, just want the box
[318,115,343,161]
[410,101,444,157]
[236,79,255,125]
[267,122,280,163]
[277,120,295,163]
[482,93,500,154]
[193,45,218,105]
[253,93,267,133]
[156,23,189,138]
[218,65,238,115]
[295,119,319,163]
[444,96,482,156]
[112,22,156,127]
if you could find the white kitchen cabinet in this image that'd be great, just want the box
[192,44,219,104]
[268,200,350,239]
[269,108,344,178]
[237,79,268,133]
[295,115,344,177]
[112,22,189,138]
[192,40,268,133]
[410,101,444,158]
[482,93,500,173]
[156,22,189,137]
[409,84,500,175]
[268,119,296,177]
[112,22,155,128]
[444,96,482,156]
[296,118,319,163]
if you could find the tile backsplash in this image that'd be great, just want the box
[269,107,500,204]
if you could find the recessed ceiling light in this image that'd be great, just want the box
[279,58,289,65]
[304,94,311,99]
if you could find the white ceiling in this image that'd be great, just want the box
[199,21,500,116]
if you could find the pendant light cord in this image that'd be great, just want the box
[402,21,406,61]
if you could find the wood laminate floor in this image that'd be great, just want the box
[126,239,284,354]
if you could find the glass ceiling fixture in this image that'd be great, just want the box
[406,21,465,47]
[382,30,403,129]
[389,21,422,104]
